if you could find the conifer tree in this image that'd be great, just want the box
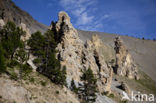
[79,68,98,102]
[28,29,67,86]
[0,21,25,59]
[0,45,6,73]
[70,78,78,93]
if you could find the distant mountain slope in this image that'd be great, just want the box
[0,0,48,33]
[78,30,156,82]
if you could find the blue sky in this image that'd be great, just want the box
[12,0,156,39]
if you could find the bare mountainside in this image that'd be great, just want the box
[0,0,48,33]
[78,30,156,82]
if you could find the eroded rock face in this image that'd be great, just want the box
[0,19,5,28]
[19,22,31,41]
[51,11,113,93]
[114,37,139,79]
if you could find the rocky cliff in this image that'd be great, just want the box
[51,11,113,93]
[114,37,139,80]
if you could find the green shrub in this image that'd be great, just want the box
[7,59,19,68]
[10,72,18,80]
[33,58,41,65]
[56,90,59,94]
[108,93,114,98]
[29,77,35,83]
[40,81,47,86]
[22,64,32,75]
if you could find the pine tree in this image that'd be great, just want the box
[0,21,25,59]
[28,29,67,86]
[79,68,98,102]
[70,78,78,93]
[0,45,6,73]
[14,44,28,80]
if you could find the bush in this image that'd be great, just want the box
[33,58,41,65]
[7,59,19,68]
[40,81,47,86]
[108,93,114,98]
[10,72,18,80]
[55,90,59,94]
[29,77,35,83]
[22,64,32,75]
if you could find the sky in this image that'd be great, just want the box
[12,0,156,39]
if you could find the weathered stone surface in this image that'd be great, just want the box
[0,19,5,28]
[19,22,31,41]
[114,37,139,79]
[51,11,113,93]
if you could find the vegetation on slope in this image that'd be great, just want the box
[0,21,67,87]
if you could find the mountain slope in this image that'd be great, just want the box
[0,0,48,33]
[78,30,156,82]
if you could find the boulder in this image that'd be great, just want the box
[120,82,131,95]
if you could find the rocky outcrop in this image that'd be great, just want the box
[0,19,5,28]
[19,23,31,41]
[51,11,113,93]
[114,37,139,79]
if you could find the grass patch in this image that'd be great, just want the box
[136,71,156,94]
[108,93,114,98]
[9,72,18,80]
[40,81,47,86]
[29,77,35,83]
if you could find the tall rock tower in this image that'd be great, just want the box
[50,11,113,93]
[114,37,139,80]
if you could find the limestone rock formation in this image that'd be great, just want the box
[19,22,31,41]
[51,11,113,93]
[114,37,139,79]
[0,19,5,28]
